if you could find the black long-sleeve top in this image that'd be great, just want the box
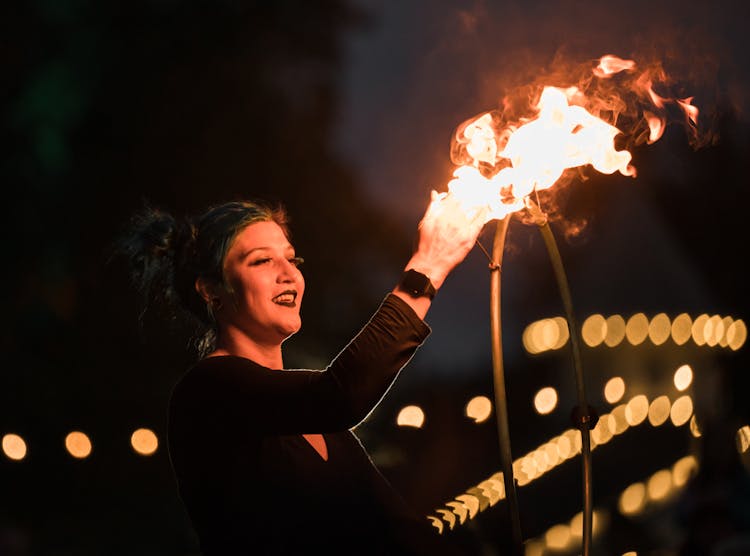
[167,294,465,555]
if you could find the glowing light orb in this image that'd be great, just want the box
[397,405,425,428]
[533,387,558,415]
[465,396,492,423]
[131,428,159,456]
[65,431,92,459]
[2,433,27,461]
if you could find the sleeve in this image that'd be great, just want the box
[177,293,431,435]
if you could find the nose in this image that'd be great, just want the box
[277,258,301,283]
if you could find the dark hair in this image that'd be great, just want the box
[117,200,289,355]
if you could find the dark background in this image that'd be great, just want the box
[2,1,749,554]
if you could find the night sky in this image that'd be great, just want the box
[2,1,750,555]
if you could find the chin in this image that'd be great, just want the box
[280,319,302,340]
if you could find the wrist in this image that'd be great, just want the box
[403,256,446,291]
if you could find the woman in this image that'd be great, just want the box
[121,192,487,555]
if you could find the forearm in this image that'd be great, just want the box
[328,294,430,421]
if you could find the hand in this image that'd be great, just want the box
[406,190,490,290]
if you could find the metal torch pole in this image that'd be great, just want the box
[536,217,595,556]
[489,216,524,556]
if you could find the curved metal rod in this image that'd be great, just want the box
[488,216,524,555]
[535,217,594,556]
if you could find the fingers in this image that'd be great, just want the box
[433,191,489,239]
[420,190,488,250]
[419,190,448,228]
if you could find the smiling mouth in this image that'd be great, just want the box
[272,291,298,307]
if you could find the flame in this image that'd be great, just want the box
[463,113,497,165]
[643,111,664,144]
[593,54,636,77]
[444,54,699,222]
[677,97,699,127]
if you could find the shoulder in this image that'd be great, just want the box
[190,354,264,374]
[171,356,267,402]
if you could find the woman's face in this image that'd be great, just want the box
[219,220,305,345]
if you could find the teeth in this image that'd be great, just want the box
[274,293,296,303]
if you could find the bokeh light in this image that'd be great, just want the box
[556,434,572,459]
[524,540,544,556]
[673,364,693,391]
[513,458,533,486]
[646,469,673,501]
[672,455,698,487]
[542,442,560,467]
[705,315,723,347]
[522,322,540,354]
[690,415,702,438]
[625,313,649,346]
[131,428,159,456]
[65,431,92,459]
[523,317,570,353]
[671,313,693,345]
[427,516,444,535]
[604,377,625,404]
[563,429,582,456]
[670,395,694,427]
[619,482,646,515]
[728,319,747,351]
[604,315,626,347]
[465,396,492,424]
[737,426,750,454]
[544,524,571,550]
[455,494,479,519]
[648,396,671,426]
[692,314,709,345]
[569,511,584,539]
[582,314,606,347]
[533,387,558,415]
[2,433,27,461]
[648,313,671,345]
[551,317,569,349]
[591,414,614,445]
[396,405,425,428]
[569,510,605,539]
[611,405,629,435]
[719,316,733,347]
[537,319,560,351]
[625,395,649,426]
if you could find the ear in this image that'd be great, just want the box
[195,277,222,304]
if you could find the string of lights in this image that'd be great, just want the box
[427,390,716,533]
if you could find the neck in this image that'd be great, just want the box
[211,326,284,369]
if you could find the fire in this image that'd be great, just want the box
[444,54,700,222]
[593,55,636,77]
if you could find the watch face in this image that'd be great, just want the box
[401,269,436,298]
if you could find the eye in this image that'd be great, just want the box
[289,256,304,267]
[250,258,272,266]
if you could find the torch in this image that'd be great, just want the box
[438,54,700,555]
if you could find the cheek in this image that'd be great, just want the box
[226,274,266,311]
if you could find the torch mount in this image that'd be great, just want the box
[570,404,599,430]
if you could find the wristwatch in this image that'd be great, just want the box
[398,269,437,299]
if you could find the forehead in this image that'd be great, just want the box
[228,221,291,255]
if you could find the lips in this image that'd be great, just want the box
[272,290,298,307]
